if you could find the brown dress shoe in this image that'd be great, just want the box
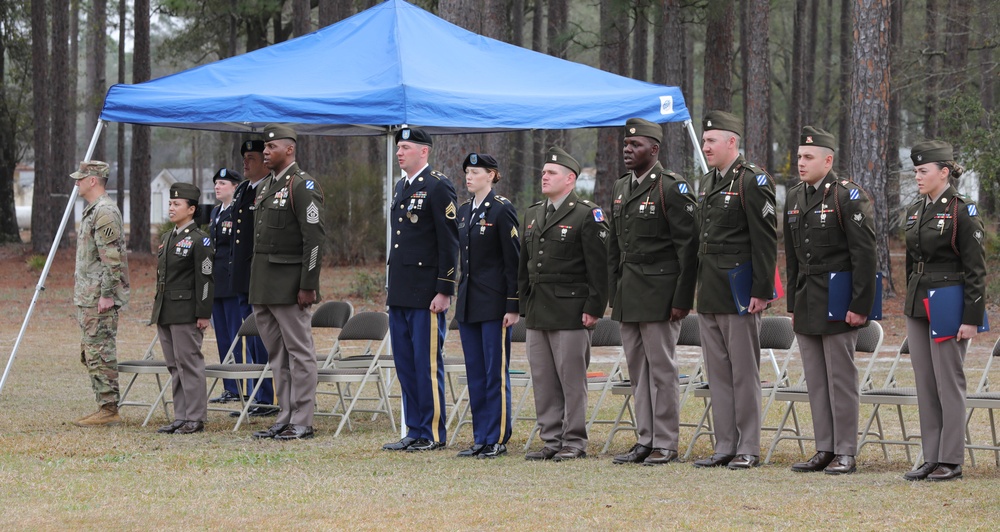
[612,443,652,464]
[157,419,186,434]
[823,455,856,475]
[790,451,835,473]
[525,447,560,461]
[643,449,678,466]
[727,454,759,469]
[274,425,314,440]
[552,446,586,462]
[175,421,204,434]
[693,453,736,468]
[927,464,962,481]
[903,462,939,481]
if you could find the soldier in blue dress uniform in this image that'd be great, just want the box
[382,127,460,452]
[208,167,245,404]
[453,153,520,459]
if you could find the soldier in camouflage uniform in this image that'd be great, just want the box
[72,160,130,427]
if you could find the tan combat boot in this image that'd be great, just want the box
[73,403,123,427]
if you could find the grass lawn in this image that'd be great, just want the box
[0,244,998,529]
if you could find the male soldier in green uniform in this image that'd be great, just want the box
[607,118,698,465]
[693,111,777,470]
[250,124,326,441]
[72,160,130,427]
[519,147,609,461]
[784,126,877,475]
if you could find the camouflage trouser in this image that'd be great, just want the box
[77,306,120,406]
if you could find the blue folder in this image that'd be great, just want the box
[728,262,752,315]
[827,272,883,321]
[927,284,990,338]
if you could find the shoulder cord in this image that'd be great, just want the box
[950,198,960,256]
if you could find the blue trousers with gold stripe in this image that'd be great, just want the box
[389,307,447,442]
[458,319,513,445]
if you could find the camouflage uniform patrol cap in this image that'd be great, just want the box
[395,127,433,146]
[545,146,581,176]
[703,110,744,137]
[170,182,201,201]
[263,124,297,142]
[624,117,663,144]
[70,160,110,180]
[910,140,954,165]
[800,125,837,151]
[240,139,265,155]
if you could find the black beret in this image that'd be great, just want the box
[799,125,837,151]
[545,146,581,176]
[624,117,663,144]
[263,124,297,142]
[170,182,201,201]
[703,110,744,137]
[910,140,954,166]
[240,139,265,155]
[212,167,243,184]
[462,152,499,172]
[395,127,433,146]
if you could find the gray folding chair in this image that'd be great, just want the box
[204,315,272,431]
[857,338,922,464]
[965,337,1000,466]
[311,300,355,364]
[117,334,172,426]
[764,320,884,463]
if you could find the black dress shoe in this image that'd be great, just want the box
[229,405,279,418]
[727,454,760,469]
[693,453,736,468]
[456,444,486,457]
[612,443,653,464]
[552,446,586,462]
[253,423,289,439]
[405,438,445,451]
[791,451,836,473]
[824,455,856,475]
[209,391,241,404]
[383,437,418,451]
[477,443,508,459]
[274,425,314,440]
[156,419,186,434]
[927,463,962,481]
[642,449,678,465]
[175,420,204,434]
[903,461,939,481]
[525,446,560,461]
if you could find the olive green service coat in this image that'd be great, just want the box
[518,192,610,330]
[150,224,214,325]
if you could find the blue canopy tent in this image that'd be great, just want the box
[2,0,705,394]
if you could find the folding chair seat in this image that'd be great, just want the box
[964,337,1000,466]
[204,316,272,431]
[311,300,355,365]
[314,311,396,437]
[117,335,172,426]
[601,314,702,453]
[857,338,922,464]
[683,315,796,460]
[764,321,884,463]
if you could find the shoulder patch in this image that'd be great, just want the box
[677,182,689,195]
[445,201,457,219]
[849,189,860,201]
[202,237,212,247]
[755,174,768,186]
[968,204,978,217]
[304,179,315,190]
[592,207,605,222]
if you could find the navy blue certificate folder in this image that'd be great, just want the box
[927,284,990,338]
[827,272,883,321]
[729,262,752,315]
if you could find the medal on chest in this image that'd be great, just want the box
[221,221,232,235]
[175,236,193,257]
[273,187,289,207]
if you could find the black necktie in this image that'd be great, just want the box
[807,185,816,201]
[544,203,556,224]
[403,179,410,191]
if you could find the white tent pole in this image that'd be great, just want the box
[384,129,408,439]
[684,119,709,175]
[0,120,107,397]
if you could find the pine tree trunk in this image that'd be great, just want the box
[129,0,152,254]
[703,0,733,112]
[850,0,893,296]
[886,0,902,220]
[86,0,107,162]
[654,0,687,174]
[632,1,648,81]
[30,0,53,253]
[923,0,938,138]
[743,0,771,169]
[790,0,806,180]
[836,0,852,173]
[51,0,72,249]
[545,0,568,151]
[594,0,629,209]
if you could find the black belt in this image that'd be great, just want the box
[913,261,962,274]
[529,273,587,283]
[699,242,749,254]
[799,263,849,275]
[623,252,677,264]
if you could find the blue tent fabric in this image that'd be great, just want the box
[100,0,690,135]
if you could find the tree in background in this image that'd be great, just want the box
[85,0,107,162]
[29,0,54,254]
[654,0,688,174]
[129,0,151,254]
[0,0,29,243]
[593,0,629,208]
[742,0,772,169]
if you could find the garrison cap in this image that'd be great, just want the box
[624,117,663,144]
[212,167,243,184]
[170,182,201,201]
[910,140,954,166]
[70,160,110,180]
[799,125,837,151]
[462,152,499,172]
[545,146,581,176]
[703,110,744,137]
[263,124,297,142]
[240,139,265,156]
[395,127,433,147]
